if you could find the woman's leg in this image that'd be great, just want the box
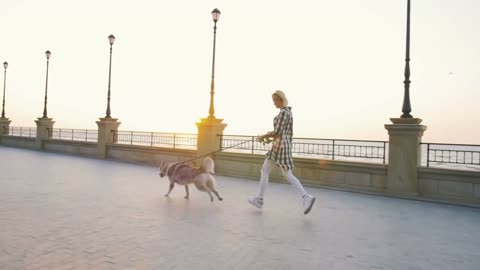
[283,169,308,198]
[257,158,275,198]
[284,169,316,214]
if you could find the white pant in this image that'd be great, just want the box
[257,158,308,199]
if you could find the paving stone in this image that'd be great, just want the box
[1,147,480,269]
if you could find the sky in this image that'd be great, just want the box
[1,0,479,144]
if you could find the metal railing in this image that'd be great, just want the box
[5,126,479,170]
[48,128,98,142]
[421,143,480,170]
[114,131,197,149]
[3,127,37,138]
[220,135,387,164]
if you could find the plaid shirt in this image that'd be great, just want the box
[266,106,294,170]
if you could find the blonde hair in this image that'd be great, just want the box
[272,90,288,106]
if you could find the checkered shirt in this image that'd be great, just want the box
[266,106,294,170]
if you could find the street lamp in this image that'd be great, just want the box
[401,0,412,118]
[42,50,51,118]
[105,34,115,118]
[1,61,8,118]
[208,8,221,119]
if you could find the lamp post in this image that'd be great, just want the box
[95,34,121,158]
[42,50,51,118]
[105,34,115,118]
[208,8,221,119]
[1,62,8,118]
[195,8,227,161]
[401,0,412,118]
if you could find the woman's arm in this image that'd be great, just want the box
[266,109,288,138]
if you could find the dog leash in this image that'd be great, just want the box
[179,140,252,164]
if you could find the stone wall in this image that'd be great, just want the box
[107,144,196,166]
[214,152,387,193]
[419,167,480,205]
[0,136,36,149]
[44,139,97,157]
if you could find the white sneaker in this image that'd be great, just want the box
[303,194,316,215]
[248,196,263,209]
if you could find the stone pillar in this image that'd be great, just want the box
[96,117,121,158]
[385,118,427,196]
[0,117,12,136]
[35,117,55,149]
[196,117,227,165]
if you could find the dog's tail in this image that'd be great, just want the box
[201,157,215,173]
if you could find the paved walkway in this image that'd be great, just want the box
[1,146,480,270]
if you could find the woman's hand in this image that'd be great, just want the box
[256,134,274,144]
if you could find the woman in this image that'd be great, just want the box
[248,90,316,215]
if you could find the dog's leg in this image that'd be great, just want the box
[184,185,189,199]
[212,189,223,201]
[202,185,214,202]
[194,181,214,202]
[206,178,223,201]
[207,190,214,202]
[165,182,175,197]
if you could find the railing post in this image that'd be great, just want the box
[332,139,335,160]
[195,117,227,166]
[385,118,426,196]
[96,117,121,158]
[151,132,154,147]
[85,130,88,142]
[130,131,133,145]
[0,117,11,136]
[383,142,386,164]
[173,133,176,149]
[35,117,55,149]
[426,143,430,167]
[72,129,74,141]
[252,136,255,154]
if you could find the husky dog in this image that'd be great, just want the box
[159,157,223,202]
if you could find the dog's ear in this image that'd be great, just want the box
[159,161,164,168]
